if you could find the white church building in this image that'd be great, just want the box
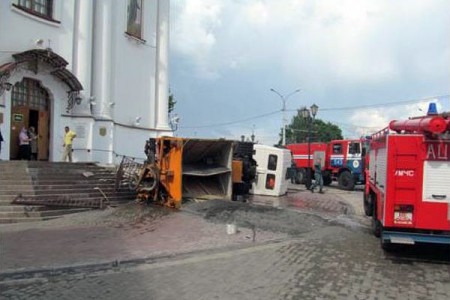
[0,0,172,163]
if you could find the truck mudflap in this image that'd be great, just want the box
[381,230,450,245]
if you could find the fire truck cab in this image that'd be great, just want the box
[364,111,450,249]
[287,139,366,190]
[326,139,366,190]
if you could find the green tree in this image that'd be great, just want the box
[168,89,176,113]
[281,110,343,145]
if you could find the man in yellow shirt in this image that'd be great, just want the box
[63,126,77,162]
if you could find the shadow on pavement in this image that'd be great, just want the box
[384,243,450,264]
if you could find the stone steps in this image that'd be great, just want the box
[0,187,132,196]
[0,205,47,212]
[0,191,136,202]
[0,183,116,191]
[0,161,136,223]
[0,208,91,218]
[0,216,60,224]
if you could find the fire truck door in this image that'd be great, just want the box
[330,142,344,168]
[347,142,362,172]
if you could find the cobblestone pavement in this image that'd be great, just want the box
[1,184,449,300]
[1,226,449,300]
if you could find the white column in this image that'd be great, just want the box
[92,0,112,119]
[72,0,93,115]
[155,0,171,130]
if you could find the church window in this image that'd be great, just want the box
[14,0,54,20]
[126,0,143,39]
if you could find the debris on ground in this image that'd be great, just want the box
[183,199,329,236]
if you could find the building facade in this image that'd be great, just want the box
[0,0,171,163]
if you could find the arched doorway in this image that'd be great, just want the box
[10,78,50,160]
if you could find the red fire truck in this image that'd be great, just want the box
[364,112,450,249]
[287,139,367,190]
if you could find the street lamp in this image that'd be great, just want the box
[170,114,180,134]
[270,88,301,145]
[300,104,319,189]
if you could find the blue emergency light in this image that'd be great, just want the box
[427,102,438,115]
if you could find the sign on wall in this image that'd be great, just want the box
[99,127,107,137]
[75,123,86,139]
[13,113,23,122]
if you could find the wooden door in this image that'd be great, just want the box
[10,106,29,159]
[38,110,49,160]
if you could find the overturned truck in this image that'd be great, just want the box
[135,137,256,208]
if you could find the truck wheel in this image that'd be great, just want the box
[323,175,332,186]
[338,171,355,190]
[372,201,381,238]
[295,168,306,184]
[380,229,396,252]
[363,192,373,217]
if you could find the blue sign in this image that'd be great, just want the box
[331,158,343,167]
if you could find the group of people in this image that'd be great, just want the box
[0,125,76,162]
[18,126,38,160]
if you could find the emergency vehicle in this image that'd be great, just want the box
[286,139,367,190]
[364,108,450,249]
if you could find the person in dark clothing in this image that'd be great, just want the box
[28,127,38,160]
[310,158,324,193]
[0,129,4,159]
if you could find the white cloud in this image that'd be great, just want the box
[245,2,269,26]
[171,0,223,79]
[348,99,446,137]
[171,1,450,142]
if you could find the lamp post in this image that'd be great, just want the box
[170,114,180,135]
[270,88,301,145]
[300,104,319,189]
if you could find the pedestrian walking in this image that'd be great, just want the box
[62,126,76,162]
[0,128,4,159]
[28,127,38,160]
[18,127,31,160]
[310,158,324,193]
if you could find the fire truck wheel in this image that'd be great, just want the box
[363,193,374,216]
[323,175,332,186]
[295,168,306,184]
[372,203,381,238]
[338,171,355,190]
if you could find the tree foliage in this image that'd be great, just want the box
[168,89,176,113]
[281,110,343,145]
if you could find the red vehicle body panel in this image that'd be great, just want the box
[367,116,450,243]
[287,143,327,169]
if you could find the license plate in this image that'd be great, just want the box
[390,237,415,245]
[394,212,413,225]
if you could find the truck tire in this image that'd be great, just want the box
[295,168,306,184]
[323,175,332,186]
[372,200,381,238]
[363,192,373,217]
[338,171,355,190]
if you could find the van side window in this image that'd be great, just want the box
[268,154,278,171]
[265,174,276,190]
[332,144,342,154]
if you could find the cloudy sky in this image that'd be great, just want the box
[169,0,450,145]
